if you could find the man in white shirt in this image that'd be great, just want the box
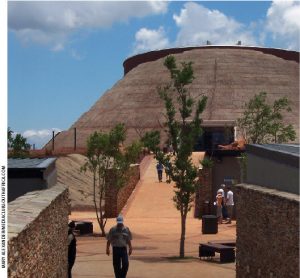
[225,186,234,224]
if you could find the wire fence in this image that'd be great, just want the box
[28,147,87,158]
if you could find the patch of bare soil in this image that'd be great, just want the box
[56,154,94,210]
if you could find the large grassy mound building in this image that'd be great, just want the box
[45,46,299,151]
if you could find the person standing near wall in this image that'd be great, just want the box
[106,215,133,278]
[68,221,77,278]
[217,184,228,220]
[225,186,234,224]
[217,184,225,199]
[216,192,223,224]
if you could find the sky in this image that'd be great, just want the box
[6,0,300,148]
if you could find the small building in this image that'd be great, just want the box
[195,148,243,218]
[8,158,57,202]
[246,144,299,194]
[194,120,244,218]
[235,144,299,278]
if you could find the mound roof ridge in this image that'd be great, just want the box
[44,46,299,151]
[123,45,299,75]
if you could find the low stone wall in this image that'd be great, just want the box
[105,164,140,217]
[8,184,69,278]
[235,183,299,278]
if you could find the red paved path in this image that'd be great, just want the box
[71,156,236,278]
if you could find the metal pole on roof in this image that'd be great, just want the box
[74,128,77,151]
[52,131,55,151]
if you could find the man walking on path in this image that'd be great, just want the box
[156,161,164,182]
[106,215,133,278]
[164,161,171,183]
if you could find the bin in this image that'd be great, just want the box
[202,215,218,234]
[203,200,211,215]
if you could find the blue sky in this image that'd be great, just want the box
[7,1,300,148]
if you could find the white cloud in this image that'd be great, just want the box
[22,128,61,148]
[132,2,257,54]
[173,2,256,46]
[70,49,85,61]
[265,0,300,50]
[8,1,168,51]
[134,27,170,53]
[52,43,65,52]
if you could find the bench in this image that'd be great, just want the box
[199,243,235,263]
[208,240,236,247]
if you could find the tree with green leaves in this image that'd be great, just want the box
[8,131,31,158]
[82,123,142,236]
[237,92,296,144]
[151,55,207,258]
[7,127,13,148]
[141,130,161,155]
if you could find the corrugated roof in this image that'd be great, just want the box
[8,158,56,169]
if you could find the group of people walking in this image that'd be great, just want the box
[156,161,171,183]
[216,184,234,224]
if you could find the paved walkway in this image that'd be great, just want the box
[71,156,236,278]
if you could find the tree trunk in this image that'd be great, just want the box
[98,175,107,237]
[92,173,103,236]
[179,210,187,258]
[99,186,106,237]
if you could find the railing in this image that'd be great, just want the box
[28,147,87,158]
[9,147,148,161]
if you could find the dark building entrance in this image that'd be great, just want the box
[194,126,234,151]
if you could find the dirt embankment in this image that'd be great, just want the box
[56,154,95,210]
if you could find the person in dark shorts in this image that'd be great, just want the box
[68,221,77,278]
[106,215,132,278]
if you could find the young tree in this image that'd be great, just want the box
[82,124,141,236]
[9,132,31,158]
[7,127,13,148]
[155,55,207,258]
[237,92,296,144]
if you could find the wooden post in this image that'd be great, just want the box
[52,131,55,151]
[74,128,77,151]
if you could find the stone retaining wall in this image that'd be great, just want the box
[8,184,69,278]
[105,165,140,217]
[235,183,299,278]
[195,168,212,218]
